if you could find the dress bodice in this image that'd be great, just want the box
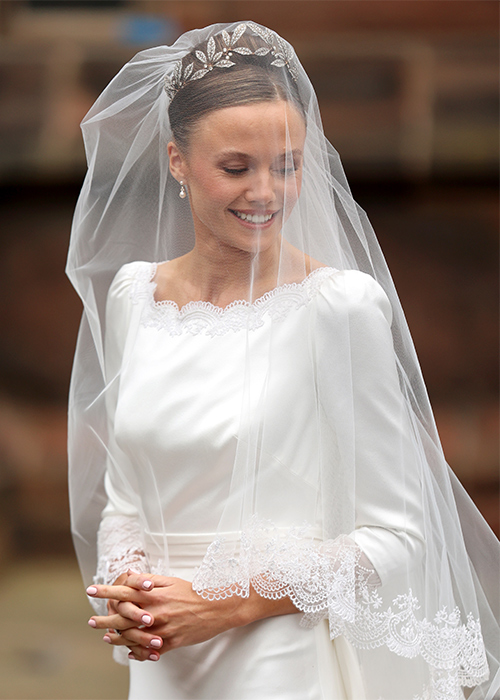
[105,262,337,536]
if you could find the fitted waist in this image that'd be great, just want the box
[144,527,323,573]
[145,531,231,571]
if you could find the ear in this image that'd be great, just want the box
[167,141,188,182]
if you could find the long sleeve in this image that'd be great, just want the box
[316,270,424,586]
[93,263,151,591]
[194,270,423,623]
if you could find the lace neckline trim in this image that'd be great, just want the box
[130,261,336,336]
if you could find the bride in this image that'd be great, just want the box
[66,21,499,700]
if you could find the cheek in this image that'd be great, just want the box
[283,173,302,208]
[188,183,236,227]
[190,173,236,207]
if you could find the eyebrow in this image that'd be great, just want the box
[276,149,303,159]
[217,151,249,160]
[217,149,303,160]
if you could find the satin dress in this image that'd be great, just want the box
[99,261,423,700]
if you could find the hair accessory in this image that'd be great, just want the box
[179,181,187,199]
[164,22,298,100]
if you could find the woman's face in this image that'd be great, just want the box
[168,100,306,255]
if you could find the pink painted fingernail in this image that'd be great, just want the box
[141,614,152,625]
[86,586,98,596]
[142,580,153,590]
[128,652,136,660]
[150,638,162,649]
[88,619,97,628]
[103,635,111,644]
[149,653,159,661]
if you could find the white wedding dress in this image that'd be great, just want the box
[97,260,424,700]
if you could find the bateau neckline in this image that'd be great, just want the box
[147,261,335,315]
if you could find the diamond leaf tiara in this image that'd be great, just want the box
[164,23,299,100]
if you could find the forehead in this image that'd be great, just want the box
[190,101,306,154]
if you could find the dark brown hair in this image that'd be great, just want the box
[168,32,304,152]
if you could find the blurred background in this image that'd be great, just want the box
[0,1,498,698]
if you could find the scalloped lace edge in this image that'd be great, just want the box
[129,261,336,336]
[190,518,489,698]
[94,514,489,697]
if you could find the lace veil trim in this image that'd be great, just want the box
[191,518,489,698]
[93,511,488,695]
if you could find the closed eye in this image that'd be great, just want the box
[273,152,302,176]
[223,167,248,175]
[276,164,299,175]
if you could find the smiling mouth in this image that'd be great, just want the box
[230,210,276,224]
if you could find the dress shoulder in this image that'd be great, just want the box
[105,261,154,373]
[108,260,153,306]
[316,269,393,327]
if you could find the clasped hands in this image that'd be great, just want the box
[87,570,297,662]
[86,571,247,662]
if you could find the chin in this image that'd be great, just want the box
[236,232,280,256]
[227,220,283,253]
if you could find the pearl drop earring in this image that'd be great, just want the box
[179,181,187,199]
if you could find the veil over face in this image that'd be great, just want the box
[66,21,499,700]
[167,100,306,261]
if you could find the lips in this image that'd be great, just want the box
[230,210,276,224]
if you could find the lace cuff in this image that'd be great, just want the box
[192,520,488,692]
[91,514,150,616]
[191,520,381,625]
[251,536,381,628]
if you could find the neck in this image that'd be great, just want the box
[183,237,283,306]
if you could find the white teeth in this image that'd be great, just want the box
[234,211,274,224]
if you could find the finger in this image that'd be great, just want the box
[101,633,160,662]
[88,611,152,631]
[102,631,138,647]
[127,647,161,662]
[124,573,176,590]
[105,627,164,650]
[86,584,149,605]
[124,571,155,591]
[115,600,155,626]
[126,630,183,660]
[107,598,120,615]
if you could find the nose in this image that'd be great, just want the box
[244,169,276,205]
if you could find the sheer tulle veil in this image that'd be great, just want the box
[66,21,499,699]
